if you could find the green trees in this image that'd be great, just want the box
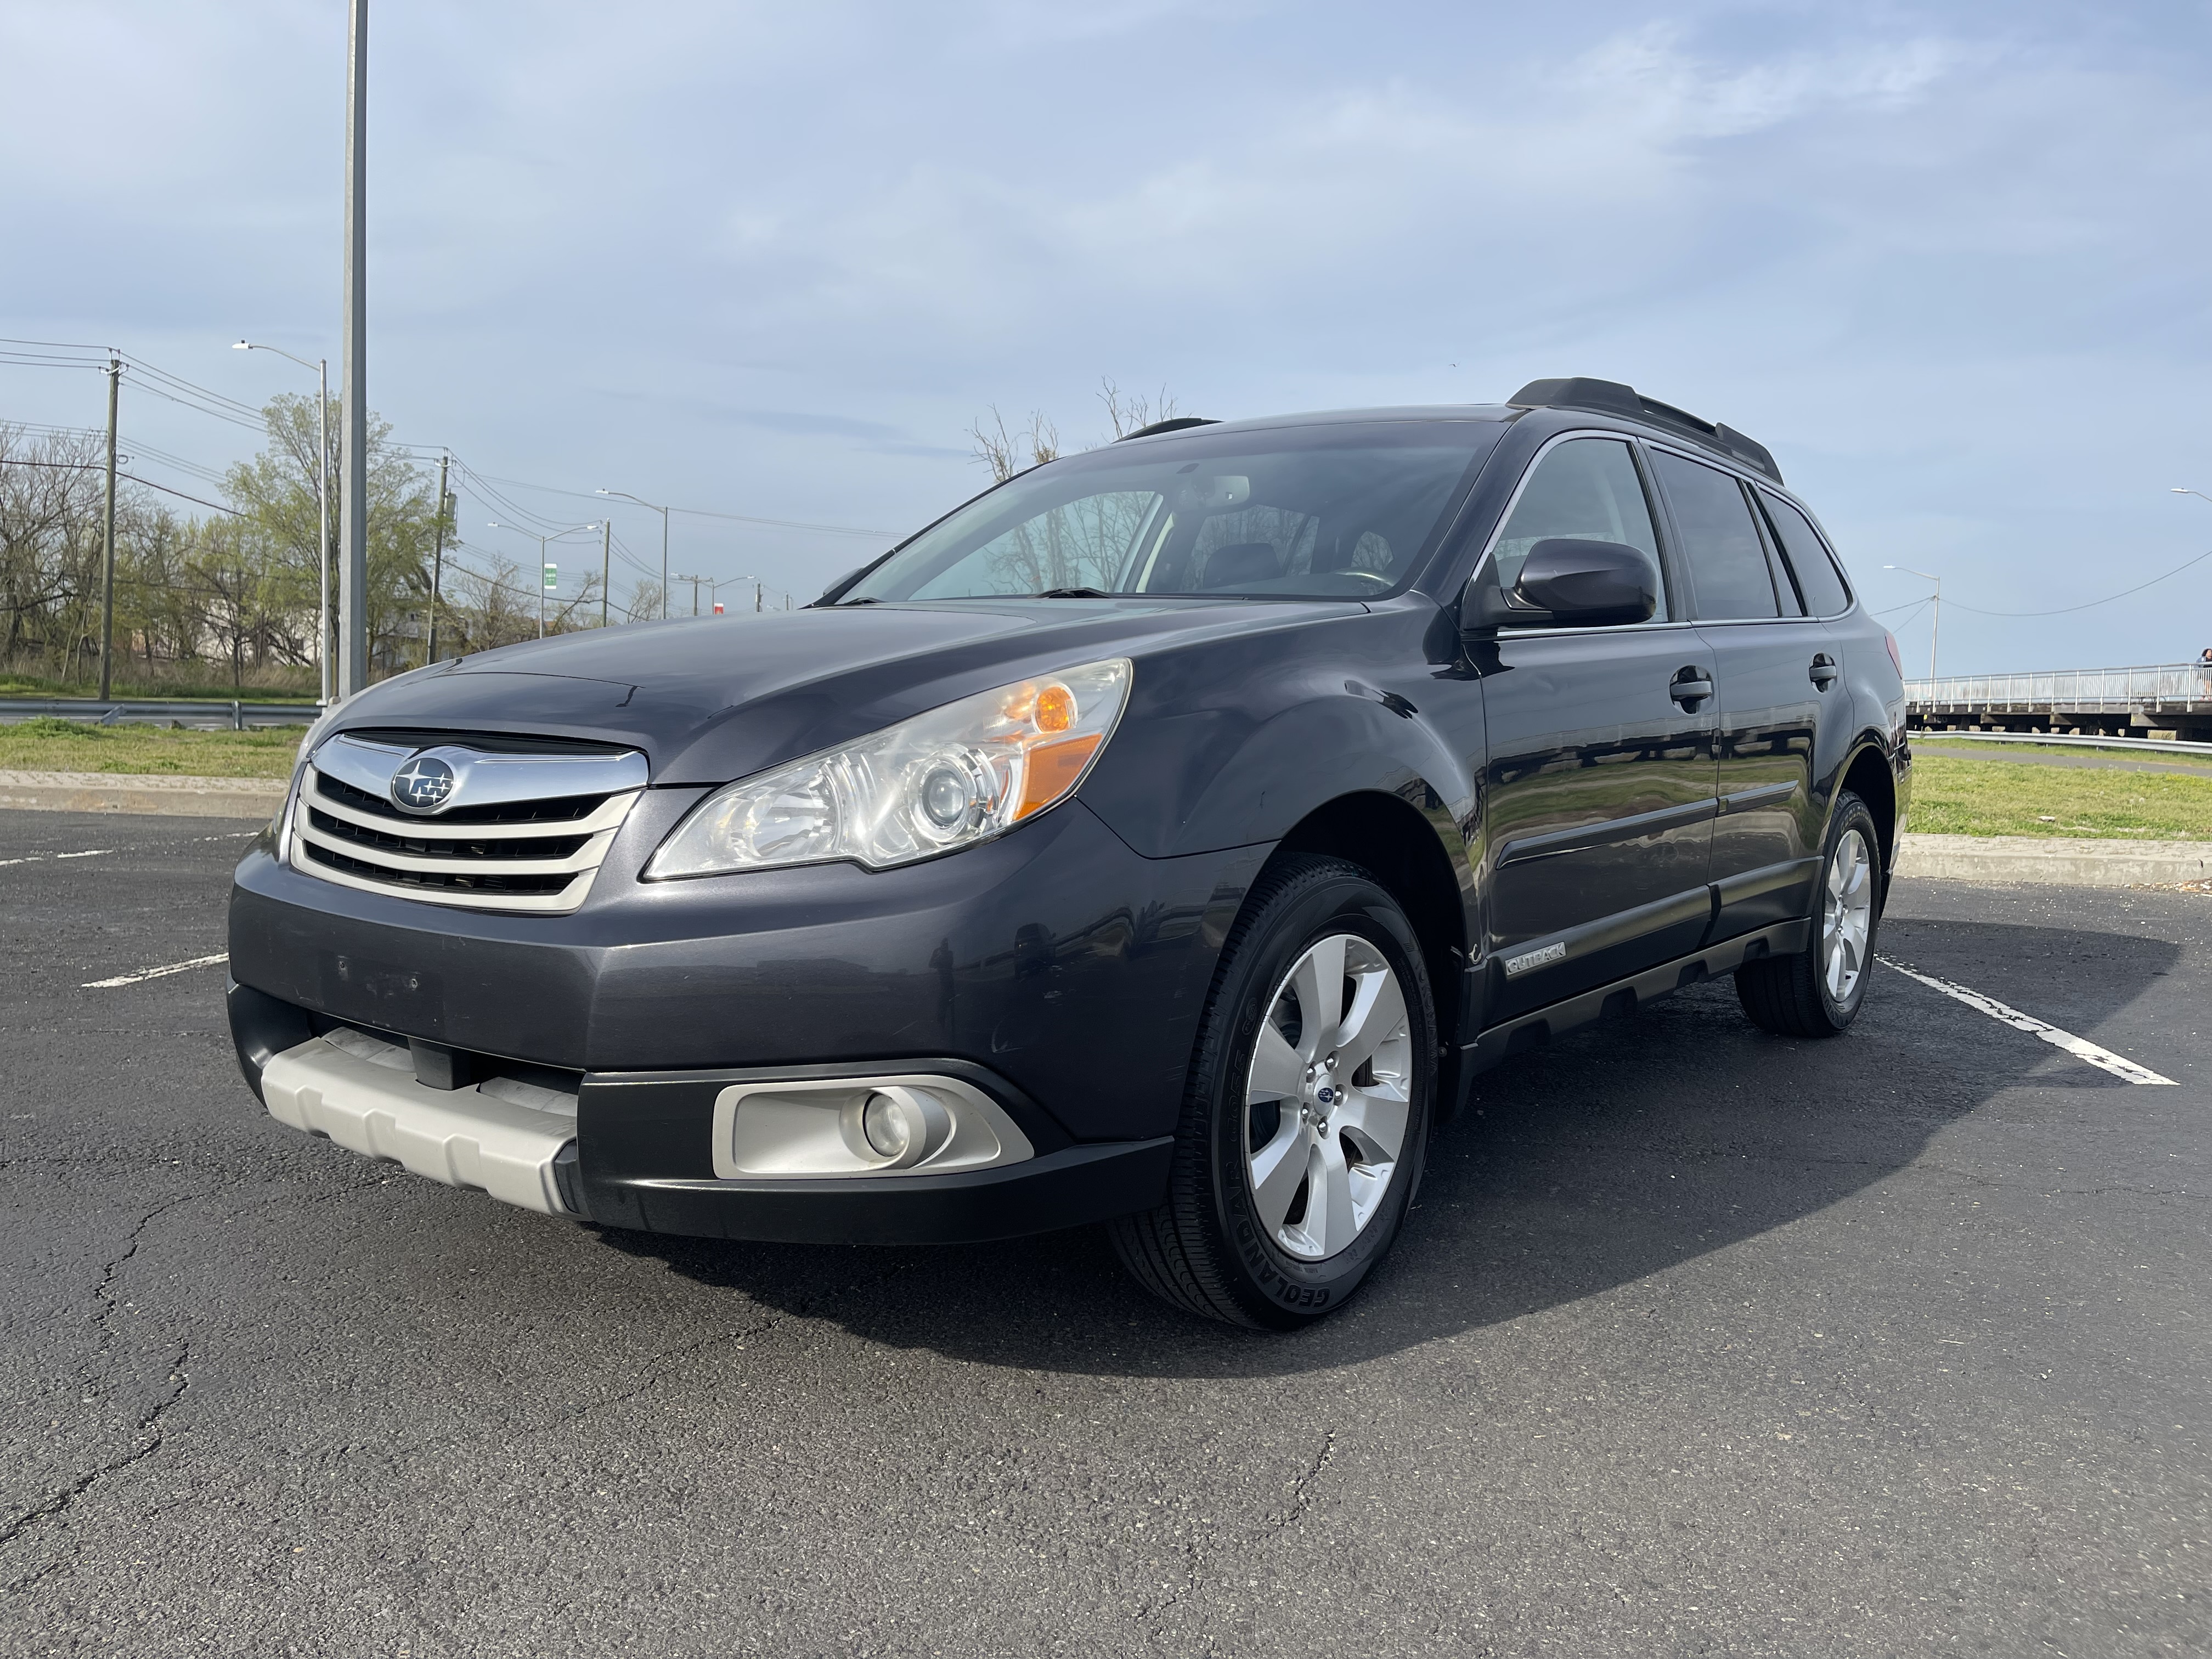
[224,392,441,676]
[0,396,445,693]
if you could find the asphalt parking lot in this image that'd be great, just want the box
[2,811,2207,1658]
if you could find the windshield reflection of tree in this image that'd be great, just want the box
[958,489,1161,595]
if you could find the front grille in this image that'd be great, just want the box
[306,805,592,863]
[314,772,607,827]
[289,737,648,916]
[299,838,579,898]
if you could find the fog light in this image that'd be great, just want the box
[861,1092,911,1159]
[842,1085,953,1170]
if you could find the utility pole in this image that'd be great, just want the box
[600,518,612,628]
[755,581,763,614]
[98,358,120,701]
[426,452,449,666]
[315,356,330,699]
[337,0,370,696]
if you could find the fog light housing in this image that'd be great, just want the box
[842,1086,951,1170]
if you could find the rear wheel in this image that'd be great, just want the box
[1736,790,1882,1038]
[1110,855,1435,1329]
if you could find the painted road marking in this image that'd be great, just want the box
[1878,956,2178,1086]
[83,952,229,990]
[2,830,252,870]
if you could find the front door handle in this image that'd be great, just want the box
[1669,666,1714,709]
[1809,652,1839,690]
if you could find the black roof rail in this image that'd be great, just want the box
[1115,416,1219,442]
[1507,377,1781,484]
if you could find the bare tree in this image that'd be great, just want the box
[968,407,1062,484]
[1098,379,1180,439]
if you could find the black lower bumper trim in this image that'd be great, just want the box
[579,1137,1175,1245]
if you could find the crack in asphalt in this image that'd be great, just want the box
[0,1186,219,1588]
[1278,1426,1336,1531]
[1132,1425,1339,1638]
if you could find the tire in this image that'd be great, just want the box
[1110,854,1436,1329]
[1736,790,1883,1038]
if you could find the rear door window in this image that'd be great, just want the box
[1758,490,1853,617]
[1650,450,1778,620]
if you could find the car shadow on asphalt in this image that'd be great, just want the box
[596,916,2180,1379]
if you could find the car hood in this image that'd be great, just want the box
[324,596,1362,786]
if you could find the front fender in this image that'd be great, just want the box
[1082,639,1477,861]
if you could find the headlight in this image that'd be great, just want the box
[646,658,1132,878]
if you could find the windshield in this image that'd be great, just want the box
[842,422,1496,603]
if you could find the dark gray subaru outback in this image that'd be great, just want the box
[228,377,1909,1328]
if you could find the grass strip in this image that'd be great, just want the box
[0,718,299,778]
[1910,754,2212,840]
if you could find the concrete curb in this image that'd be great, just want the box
[0,770,286,820]
[1896,832,2210,887]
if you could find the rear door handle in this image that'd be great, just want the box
[1810,652,1839,689]
[1669,667,1714,709]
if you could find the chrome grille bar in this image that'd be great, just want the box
[288,735,648,916]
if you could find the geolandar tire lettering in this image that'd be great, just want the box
[1109,853,1436,1330]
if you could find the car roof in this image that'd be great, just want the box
[1118,381,1782,486]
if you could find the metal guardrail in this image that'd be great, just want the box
[1910,730,2212,758]
[1905,663,2212,710]
[0,697,321,729]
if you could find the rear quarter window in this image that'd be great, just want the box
[1758,490,1853,617]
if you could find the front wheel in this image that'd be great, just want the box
[1110,855,1436,1329]
[1736,789,1883,1038]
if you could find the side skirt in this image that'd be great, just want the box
[1448,917,1811,1107]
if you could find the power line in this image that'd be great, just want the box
[466,467,894,537]
[1939,548,2212,617]
[1,456,241,516]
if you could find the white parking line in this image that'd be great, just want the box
[1878,956,2178,1086]
[82,952,228,990]
[0,849,113,868]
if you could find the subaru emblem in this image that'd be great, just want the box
[390,755,458,815]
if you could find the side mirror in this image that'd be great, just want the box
[1464,538,1658,633]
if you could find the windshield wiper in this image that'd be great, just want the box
[1032,586,1114,599]
[835,595,881,605]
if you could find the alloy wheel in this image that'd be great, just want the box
[1243,933,1414,1261]
[1823,827,1875,1003]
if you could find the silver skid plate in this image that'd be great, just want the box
[260,1031,577,1215]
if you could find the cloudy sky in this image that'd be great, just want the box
[4,1,2208,669]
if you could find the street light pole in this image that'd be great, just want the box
[98,357,119,701]
[1884,565,1941,681]
[236,340,332,701]
[488,521,599,641]
[595,489,670,619]
[338,0,369,696]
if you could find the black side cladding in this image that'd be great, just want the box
[225,978,314,1102]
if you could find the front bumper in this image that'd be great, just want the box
[229,796,1259,1148]
[231,981,1182,1247]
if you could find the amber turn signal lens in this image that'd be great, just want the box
[1034,682,1076,733]
[1015,733,1102,818]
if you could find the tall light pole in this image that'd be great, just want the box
[98,358,120,701]
[488,521,599,639]
[235,341,331,702]
[595,489,669,619]
[1883,565,1941,681]
[338,0,369,695]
